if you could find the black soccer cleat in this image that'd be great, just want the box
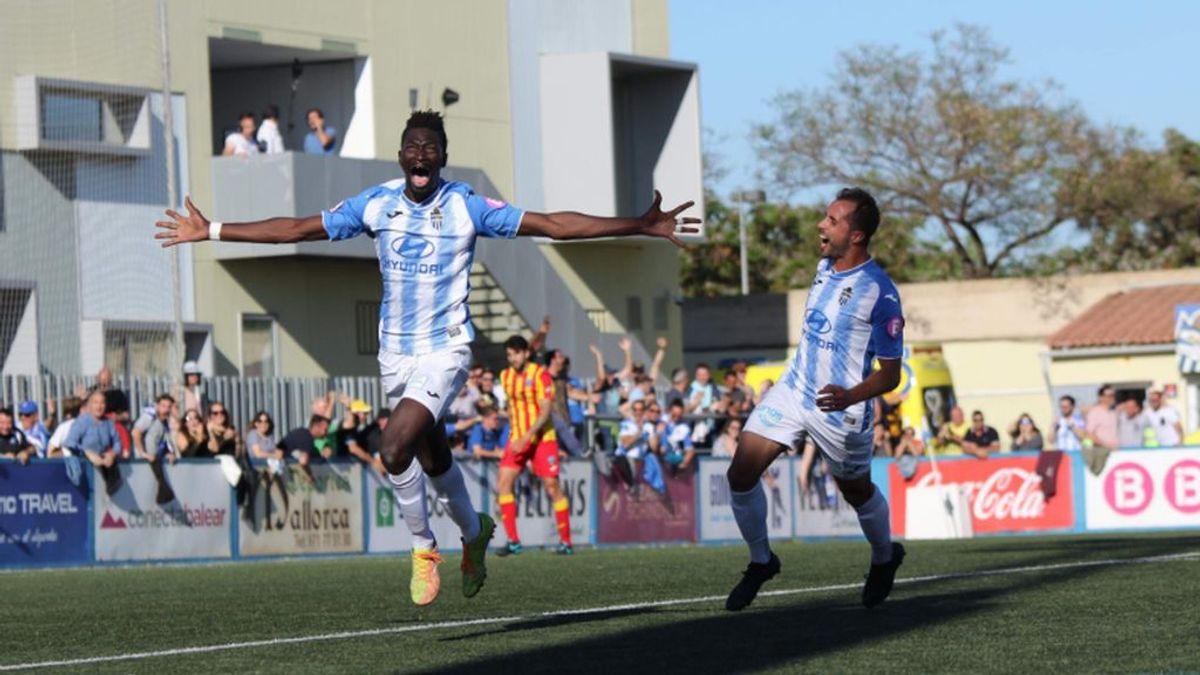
[725,552,781,611]
[862,542,906,608]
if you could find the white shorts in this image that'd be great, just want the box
[378,345,471,421]
[743,383,874,479]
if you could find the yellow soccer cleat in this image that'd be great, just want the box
[410,547,443,606]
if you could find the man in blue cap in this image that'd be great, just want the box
[16,400,51,457]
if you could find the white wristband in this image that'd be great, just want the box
[208,221,223,241]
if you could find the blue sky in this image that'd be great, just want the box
[670,0,1200,202]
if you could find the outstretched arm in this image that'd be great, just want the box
[518,191,699,247]
[649,336,668,383]
[156,197,328,247]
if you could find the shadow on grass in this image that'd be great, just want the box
[410,544,1192,675]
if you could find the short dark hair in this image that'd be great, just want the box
[0,407,12,419]
[695,363,711,372]
[669,400,684,411]
[306,107,324,119]
[972,410,984,419]
[835,187,880,242]
[309,414,331,428]
[504,335,529,352]
[263,104,279,120]
[1098,384,1114,397]
[404,109,448,153]
[155,394,175,405]
[478,405,498,418]
[239,111,256,122]
[1060,395,1076,406]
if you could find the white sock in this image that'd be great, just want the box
[854,487,893,564]
[388,461,435,550]
[730,482,772,564]
[426,460,481,542]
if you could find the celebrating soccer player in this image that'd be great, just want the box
[725,188,906,611]
[494,335,574,556]
[156,110,698,606]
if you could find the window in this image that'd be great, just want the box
[41,92,102,142]
[653,294,670,331]
[356,301,380,355]
[241,315,277,377]
[626,296,643,331]
[105,328,172,379]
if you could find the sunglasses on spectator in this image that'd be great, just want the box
[209,409,226,417]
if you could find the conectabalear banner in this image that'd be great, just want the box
[597,463,695,543]
[0,462,90,565]
[889,454,1075,536]
[95,462,231,561]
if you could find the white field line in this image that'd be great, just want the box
[3,550,1198,672]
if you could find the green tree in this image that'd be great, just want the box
[1066,129,1200,271]
[754,24,1112,278]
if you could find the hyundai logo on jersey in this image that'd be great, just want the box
[805,309,833,335]
[392,235,436,259]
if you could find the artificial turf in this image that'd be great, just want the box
[3,532,1199,674]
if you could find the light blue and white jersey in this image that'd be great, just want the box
[782,257,904,432]
[321,179,523,355]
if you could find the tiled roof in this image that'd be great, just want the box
[1047,284,1200,349]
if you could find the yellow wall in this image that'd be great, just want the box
[631,0,670,57]
[940,340,1052,447]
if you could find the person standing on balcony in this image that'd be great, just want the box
[258,105,285,154]
[156,109,698,608]
[303,108,337,155]
[222,112,260,157]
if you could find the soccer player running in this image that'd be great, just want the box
[494,335,573,556]
[156,110,698,606]
[725,188,905,611]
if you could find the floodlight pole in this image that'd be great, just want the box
[158,0,185,385]
[731,190,765,296]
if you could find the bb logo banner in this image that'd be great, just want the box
[240,463,362,556]
[1085,449,1200,529]
[0,462,89,565]
[889,455,1075,536]
[698,458,793,541]
[95,463,231,561]
[367,461,486,553]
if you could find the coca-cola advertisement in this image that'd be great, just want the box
[889,455,1075,536]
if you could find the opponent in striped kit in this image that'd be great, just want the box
[494,335,573,556]
[726,188,908,612]
[156,110,699,607]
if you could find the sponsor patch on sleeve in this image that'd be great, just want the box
[887,317,904,338]
[484,197,506,209]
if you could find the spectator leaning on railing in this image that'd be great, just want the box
[245,411,284,475]
[1144,385,1183,447]
[175,409,211,458]
[277,415,331,484]
[1054,395,1086,451]
[468,407,509,461]
[1007,413,1044,452]
[1116,397,1151,449]
[1085,384,1120,450]
[65,390,123,494]
[962,410,1001,459]
[933,406,970,455]
[659,400,696,472]
[131,394,178,505]
[0,407,34,465]
[46,396,83,457]
[16,400,51,457]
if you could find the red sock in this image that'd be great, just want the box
[554,498,572,546]
[498,494,519,543]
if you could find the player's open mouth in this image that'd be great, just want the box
[409,166,431,189]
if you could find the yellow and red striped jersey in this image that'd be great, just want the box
[500,363,556,442]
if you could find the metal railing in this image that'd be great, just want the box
[1,374,387,435]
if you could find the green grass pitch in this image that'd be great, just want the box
[3,532,1199,674]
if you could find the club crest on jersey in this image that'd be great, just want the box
[429,206,443,229]
[838,286,853,306]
